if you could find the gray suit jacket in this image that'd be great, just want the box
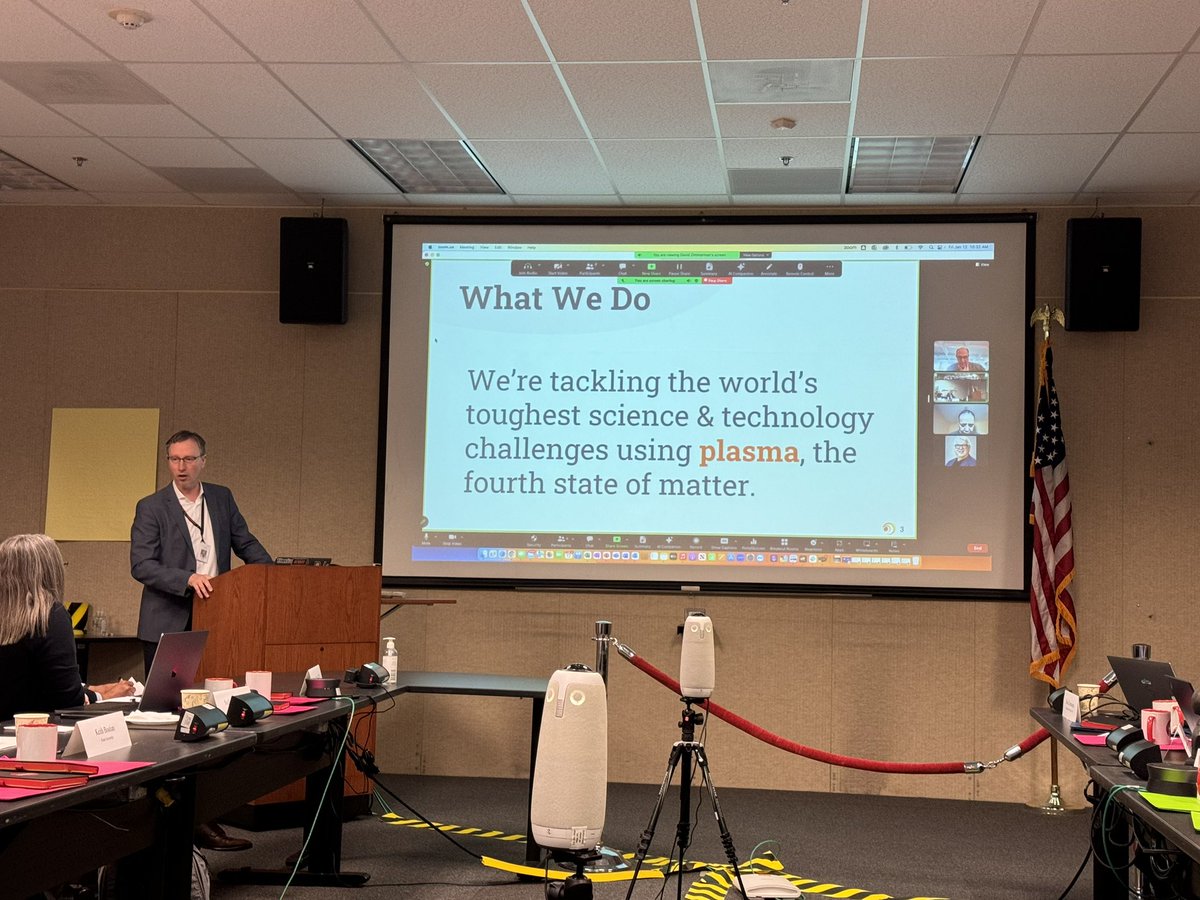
[131,482,271,641]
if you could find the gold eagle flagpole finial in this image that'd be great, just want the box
[1030,304,1065,343]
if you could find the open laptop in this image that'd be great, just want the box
[57,630,208,718]
[1107,655,1177,713]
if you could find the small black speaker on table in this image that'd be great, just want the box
[279,216,348,324]
[1064,217,1141,332]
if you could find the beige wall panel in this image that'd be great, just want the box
[343,211,389,296]
[44,290,177,408]
[0,290,51,536]
[1052,330,1127,668]
[829,600,974,799]
[1121,297,1200,667]
[295,293,381,563]
[168,291,305,559]
[0,207,282,292]
[59,541,143,639]
[1140,207,1200,297]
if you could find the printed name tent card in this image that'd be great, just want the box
[63,711,132,758]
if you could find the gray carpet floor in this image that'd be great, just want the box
[204,775,1095,899]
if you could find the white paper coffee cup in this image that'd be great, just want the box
[245,671,272,695]
[204,677,235,693]
[12,712,51,728]
[16,723,58,761]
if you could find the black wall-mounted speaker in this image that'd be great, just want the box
[279,217,348,324]
[1064,217,1141,332]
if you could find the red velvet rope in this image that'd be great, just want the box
[622,649,1051,775]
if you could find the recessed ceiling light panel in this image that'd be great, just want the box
[349,139,504,194]
[0,149,75,191]
[848,136,979,193]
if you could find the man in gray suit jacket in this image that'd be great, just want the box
[130,429,271,852]
[132,430,272,671]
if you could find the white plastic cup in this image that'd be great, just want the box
[204,677,235,693]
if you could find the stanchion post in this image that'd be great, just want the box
[594,620,612,685]
[1037,737,1066,814]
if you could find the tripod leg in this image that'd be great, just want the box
[693,746,751,900]
[622,744,684,900]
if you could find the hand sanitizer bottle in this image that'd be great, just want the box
[381,637,398,684]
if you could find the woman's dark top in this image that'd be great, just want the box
[0,602,86,721]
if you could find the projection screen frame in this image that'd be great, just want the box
[375,211,1036,601]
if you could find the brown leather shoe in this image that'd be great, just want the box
[195,821,252,851]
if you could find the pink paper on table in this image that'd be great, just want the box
[1073,734,1185,751]
[0,759,154,801]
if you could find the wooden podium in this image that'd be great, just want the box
[193,563,381,818]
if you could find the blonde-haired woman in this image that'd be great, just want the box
[0,533,91,719]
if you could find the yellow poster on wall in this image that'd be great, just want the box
[45,408,159,541]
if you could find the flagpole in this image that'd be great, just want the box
[1028,304,1073,815]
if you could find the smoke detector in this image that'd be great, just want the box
[108,8,150,29]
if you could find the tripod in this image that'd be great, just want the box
[622,701,750,900]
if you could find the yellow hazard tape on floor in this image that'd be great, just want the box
[380,815,947,899]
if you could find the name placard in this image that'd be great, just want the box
[63,711,132,758]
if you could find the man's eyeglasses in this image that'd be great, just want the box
[166,455,203,465]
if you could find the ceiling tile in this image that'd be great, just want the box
[0,1,107,62]
[0,80,87,137]
[197,192,305,206]
[297,193,411,207]
[624,195,732,206]
[733,193,841,206]
[471,141,613,195]
[414,64,583,140]
[196,0,400,63]
[596,140,726,195]
[150,166,289,194]
[696,0,861,60]
[1087,134,1200,193]
[0,136,177,192]
[85,191,201,205]
[1026,0,1200,53]
[108,137,251,168]
[271,64,457,139]
[722,137,846,169]
[0,62,167,104]
[36,0,253,63]
[507,194,626,206]
[561,63,713,139]
[130,63,334,138]
[1075,191,1198,206]
[1130,54,1200,133]
[0,189,98,205]
[51,103,212,138]
[717,104,849,139]
[529,0,698,62]
[958,193,1079,206]
[991,55,1174,134]
[403,194,516,206]
[863,0,1040,55]
[855,57,1012,135]
[228,139,398,194]
[363,0,547,62]
[961,134,1117,193]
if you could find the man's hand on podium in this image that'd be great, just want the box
[188,573,214,598]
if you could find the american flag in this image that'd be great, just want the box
[1029,342,1076,688]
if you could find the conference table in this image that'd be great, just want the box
[1031,707,1200,899]
[1,669,550,896]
